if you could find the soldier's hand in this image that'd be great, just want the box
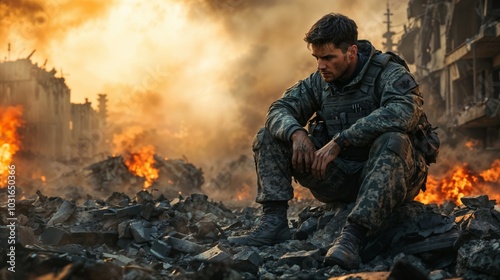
[312,139,340,180]
[290,130,316,173]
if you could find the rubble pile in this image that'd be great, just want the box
[0,190,499,279]
[49,155,204,200]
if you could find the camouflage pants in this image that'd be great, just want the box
[253,127,428,232]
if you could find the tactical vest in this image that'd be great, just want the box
[321,52,394,161]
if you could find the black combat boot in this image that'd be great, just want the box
[324,223,367,270]
[228,201,291,246]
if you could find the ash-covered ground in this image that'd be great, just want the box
[1,187,499,280]
[1,154,500,280]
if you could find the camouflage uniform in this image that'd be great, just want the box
[253,41,428,233]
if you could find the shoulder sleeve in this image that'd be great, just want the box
[341,63,424,146]
[265,72,325,141]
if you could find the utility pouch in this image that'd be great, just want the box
[308,111,329,148]
[411,113,440,165]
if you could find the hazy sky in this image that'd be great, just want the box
[1,0,407,103]
[3,1,500,205]
[1,0,408,167]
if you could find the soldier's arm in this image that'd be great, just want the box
[341,63,424,147]
[265,72,324,142]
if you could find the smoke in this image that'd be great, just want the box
[2,0,411,202]
[99,0,406,155]
[0,0,117,58]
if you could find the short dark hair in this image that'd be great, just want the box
[304,13,358,52]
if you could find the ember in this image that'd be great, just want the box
[416,161,500,205]
[235,183,252,201]
[0,106,23,184]
[465,139,479,150]
[123,145,159,189]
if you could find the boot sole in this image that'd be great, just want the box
[324,250,359,270]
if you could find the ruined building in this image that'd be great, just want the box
[0,56,108,160]
[71,97,109,160]
[398,0,500,149]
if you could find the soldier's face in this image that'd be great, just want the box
[311,43,356,83]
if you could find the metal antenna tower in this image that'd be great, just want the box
[383,1,395,52]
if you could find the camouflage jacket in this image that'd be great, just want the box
[265,40,424,148]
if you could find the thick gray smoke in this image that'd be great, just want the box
[2,1,424,203]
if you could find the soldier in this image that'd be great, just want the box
[228,13,429,270]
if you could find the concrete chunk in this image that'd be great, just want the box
[116,239,131,250]
[116,204,144,218]
[190,221,218,239]
[457,239,500,278]
[150,240,172,260]
[102,252,134,265]
[135,190,153,204]
[233,249,262,274]
[294,216,318,240]
[105,192,131,207]
[47,200,76,226]
[154,201,170,210]
[83,199,98,209]
[140,202,155,220]
[193,244,231,263]
[461,195,494,209]
[40,227,70,245]
[129,221,151,243]
[473,208,500,227]
[88,207,115,218]
[118,220,132,239]
[17,225,37,246]
[164,236,204,254]
[399,230,459,255]
[455,219,500,248]
[278,249,321,269]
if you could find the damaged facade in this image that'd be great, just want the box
[398,0,500,149]
[0,57,109,160]
[71,96,109,160]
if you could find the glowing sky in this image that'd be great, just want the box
[1,0,408,167]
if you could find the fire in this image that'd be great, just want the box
[480,159,500,182]
[235,183,252,201]
[293,182,314,201]
[0,106,24,184]
[465,140,479,150]
[416,161,500,205]
[123,145,159,189]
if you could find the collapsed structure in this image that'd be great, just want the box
[0,56,109,161]
[0,1,499,279]
[398,0,500,149]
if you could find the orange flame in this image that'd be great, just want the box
[480,159,500,183]
[123,145,159,189]
[235,183,252,201]
[416,161,500,205]
[293,182,314,201]
[0,106,24,184]
[465,140,479,150]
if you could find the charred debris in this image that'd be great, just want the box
[1,178,499,280]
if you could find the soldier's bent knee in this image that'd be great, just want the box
[252,127,272,151]
[371,132,412,161]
